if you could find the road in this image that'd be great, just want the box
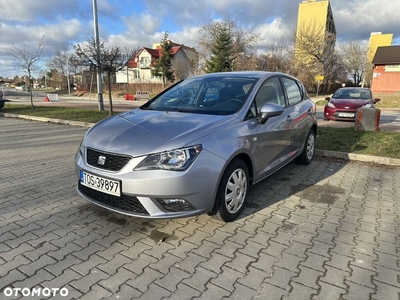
[2,87,400,132]
[0,117,399,299]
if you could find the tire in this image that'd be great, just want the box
[295,129,315,165]
[209,159,249,222]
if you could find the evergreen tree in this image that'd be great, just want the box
[204,26,234,73]
[152,32,175,87]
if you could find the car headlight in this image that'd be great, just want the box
[363,103,374,108]
[327,102,335,108]
[134,145,203,171]
[79,140,86,156]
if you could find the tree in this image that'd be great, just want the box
[338,39,368,86]
[257,37,294,73]
[8,36,48,108]
[75,38,137,116]
[50,48,78,93]
[152,32,175,87]
[294,21,338,90]
[204,26,234,73]
[198,19,260,72]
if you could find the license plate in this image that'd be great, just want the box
[338,112,355,118]
[80,170,121,196]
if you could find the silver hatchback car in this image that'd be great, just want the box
[75,71,317,222]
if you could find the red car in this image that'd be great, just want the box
[323,87,380,121]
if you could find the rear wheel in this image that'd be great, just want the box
[209,159,249,222]
[295,129,315,165]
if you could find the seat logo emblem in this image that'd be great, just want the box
[98,156,106,165]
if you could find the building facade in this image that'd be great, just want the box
[295,0,336,80]
[371,45,400,93]
[116,42,198,84]
[367,32,393,64]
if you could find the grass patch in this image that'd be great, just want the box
[3,104,108,123]
[316,127,400,158]
[3,104,400,159]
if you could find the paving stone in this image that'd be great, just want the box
[70,268,109,293]
[227,282,260,300]
[18,254,57,277]
[342,281,375,300]
[131,283,172,300]
[123,253,158,276]
[183,266,218,292]
[175,252,206,274]
[125,267,164,293]
[98,267,137,293]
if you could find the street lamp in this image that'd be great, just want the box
[92,0,104,111]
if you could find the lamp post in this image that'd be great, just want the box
[92,0,104,111]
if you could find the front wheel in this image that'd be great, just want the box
[295,129,315,165]
[209,159,249,222]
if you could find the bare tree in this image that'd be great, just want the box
[8,36,48,108]
[257,37,294,73]
[197,19,260,72]
[294,21,337,90]
[75,38,137,115]
[50,48,77,93]
[338,39,368,86]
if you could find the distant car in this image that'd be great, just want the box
[323,87,380,121]
[75,71,317,222]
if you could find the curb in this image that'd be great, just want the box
[314,149,400,166]
[2,112,400,167]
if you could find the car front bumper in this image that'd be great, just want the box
[75,149,226,219]
[323,107,358,121]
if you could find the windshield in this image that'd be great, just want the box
[333,88,372,100]
[142,76,257,115]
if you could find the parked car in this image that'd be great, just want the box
[75,71,317,222]
[323,87,380,121]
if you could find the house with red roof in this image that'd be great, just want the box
[116,41,198,84]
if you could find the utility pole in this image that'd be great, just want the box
[92,0,104,111]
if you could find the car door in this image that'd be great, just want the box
[249,76,295,181]
[280,76,313,157]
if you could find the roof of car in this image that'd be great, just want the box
[337,87,370,91]
[190,71,291,79]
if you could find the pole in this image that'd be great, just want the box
[92,0,104,111]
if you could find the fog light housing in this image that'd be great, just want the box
[157,198,195,212]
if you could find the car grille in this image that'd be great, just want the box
[78,182,149,215]
[86,148,131,171]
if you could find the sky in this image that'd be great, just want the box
[1,0,399,78]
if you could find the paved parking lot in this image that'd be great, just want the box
[0,117,399,300]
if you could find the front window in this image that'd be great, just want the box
[333,88,372,100]
[142,76,257,115]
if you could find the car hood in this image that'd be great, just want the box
[330,98,371,108]
[84,109,237,156]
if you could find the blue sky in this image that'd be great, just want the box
[1,0,400,78]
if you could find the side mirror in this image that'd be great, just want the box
[259,103,284,125]
[325,96,331,101]
[373,98,381,103]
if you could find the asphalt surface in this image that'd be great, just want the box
[0,113,400,299]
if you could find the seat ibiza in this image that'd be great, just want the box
[75,71,317,222]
